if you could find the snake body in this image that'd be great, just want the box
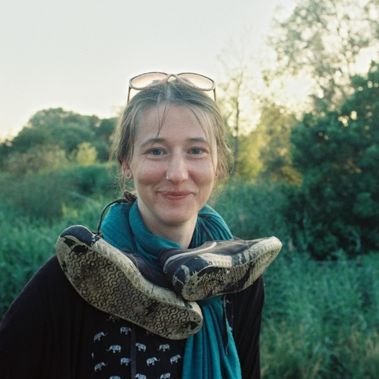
[56,225,203,340]
[163,237,282,301]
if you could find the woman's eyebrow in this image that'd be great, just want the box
[140,137,209,147]
[139,137,165,147]
[187,137,209,144]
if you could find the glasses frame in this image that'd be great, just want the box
[127,71,216,103]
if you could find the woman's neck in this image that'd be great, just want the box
[146,219,196,249]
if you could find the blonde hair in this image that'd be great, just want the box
[112,79,231,186]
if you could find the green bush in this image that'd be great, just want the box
[290,64,379,258]
[59,163,118,196]
[2,171,70,219]
[0,163,118,220]
[213,178,291,244]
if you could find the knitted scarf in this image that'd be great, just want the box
[100,200,242,379]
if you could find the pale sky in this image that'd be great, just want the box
[0,0,294,139]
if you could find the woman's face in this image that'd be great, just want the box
[126,104,217,236]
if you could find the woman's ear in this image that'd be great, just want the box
[122,161,132,180]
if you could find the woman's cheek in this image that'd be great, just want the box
[136,161,165,183]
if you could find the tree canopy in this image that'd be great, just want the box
[269,0,379,108]
[0,108,116,173]
[290,62,379,257]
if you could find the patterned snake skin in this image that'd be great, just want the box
[56,226,203,340]
[164,237,282,301]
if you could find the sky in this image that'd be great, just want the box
[0,0,294,139]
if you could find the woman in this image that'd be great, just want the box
[0,72,281,378]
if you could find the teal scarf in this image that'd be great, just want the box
[100,200,242,379]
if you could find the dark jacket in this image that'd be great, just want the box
[0,256,264,378]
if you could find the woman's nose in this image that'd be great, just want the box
[166,155,188,182]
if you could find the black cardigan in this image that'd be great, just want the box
[0,256,263,379]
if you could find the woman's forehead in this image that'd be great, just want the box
[136,104,212,140]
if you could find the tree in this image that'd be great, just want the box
[218,69,248,175]
[8,108,97,155]
[269,0,379,108]
[290,62,379,258]
[256,101,300,183]
[5,145,67,175]
[0,108,116,171]
[217,38,263,176]
[232,101,300,182]
[235,130,264,179]
[74,142,98,166]
[92,118,117,161]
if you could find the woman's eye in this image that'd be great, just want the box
[146,148,165,156]
[189,147,207,155]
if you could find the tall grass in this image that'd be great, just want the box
[0,196,109,315]
[262,252,379,378]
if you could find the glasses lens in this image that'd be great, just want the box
[130,72,168,90]
[178,73,215,90]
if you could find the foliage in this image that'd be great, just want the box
[234,131,264,179]
[0,197,108,317]
[74,142,98,165]
[268,0,379,107]
[4,144,68,175]
[219,90,300,182]
[0,108,117,168]
[262,251,379,378]
[222,100,300,182]
[94,118,118,161]
[213,178,291,245]
[290,63,379,258]
[0,163,118,220]
[255,101,300,184]
[218,67,259,176]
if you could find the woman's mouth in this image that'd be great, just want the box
[159,191,193,200]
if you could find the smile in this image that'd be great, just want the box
[159,191,194,200]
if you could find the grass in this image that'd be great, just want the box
[0,196,107,315]
[261,251,379,378]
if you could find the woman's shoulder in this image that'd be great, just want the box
[26,255,70,290]
[0,256,69,335]
[3,256,80,318]
[34,254,62,276]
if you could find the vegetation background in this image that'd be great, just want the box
[0,0,378,377]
